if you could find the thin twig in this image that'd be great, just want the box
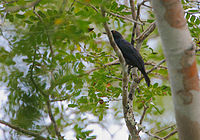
[2,0,18,4]
[145,62,167,69]
[59,0,68,13]
[147,59,166,74]
[154,124,176,134]
[139,105,149,125]
[6,0,41,12]
[30,47,46,96]
[106,75,122,81]
[0,120,46,140]
[143,3,152,9]
[137,59,166,83]
[107,11,143,25]
[85,59,120,74]
[146,127,177,140]
[136,0,149,22]
[145,131,163,140]
[68,0,76,11]
[76,1,98,12]
[163,130,177,139]
[50,97,70,102]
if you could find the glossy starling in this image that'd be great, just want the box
[111,30,150,87]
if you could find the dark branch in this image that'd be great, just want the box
[46,100,63,139]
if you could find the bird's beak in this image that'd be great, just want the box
[103,32,107,34]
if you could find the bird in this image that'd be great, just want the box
[111,30,150,87]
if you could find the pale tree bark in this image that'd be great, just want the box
[151,0,200,140]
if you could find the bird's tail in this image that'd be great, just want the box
[140,68,150,87]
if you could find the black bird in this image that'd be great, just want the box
[111,30,150,87]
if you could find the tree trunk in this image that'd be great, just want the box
[151,0,200,139]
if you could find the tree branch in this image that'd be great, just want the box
[136,21,156,43]
[135,21,156,49]
[130,0,149,46]
[129,0,136,21]
[0,120,46,140]
[126,80,140,140]
[30,47,46,97]
[129,0,141,45]
[30,48,62,140]
[139,105,149,125]
[101,7,140,140]
[46,100,63,139]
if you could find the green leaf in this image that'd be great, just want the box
[37,11,46,18]
[68,104,78,108]
[99,113,103,121]
[190,15,195,22]
[15,14,25,19]
[153,83,159,88]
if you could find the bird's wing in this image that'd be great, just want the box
[117,39,145,68]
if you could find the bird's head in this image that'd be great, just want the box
[111,30,123,40]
